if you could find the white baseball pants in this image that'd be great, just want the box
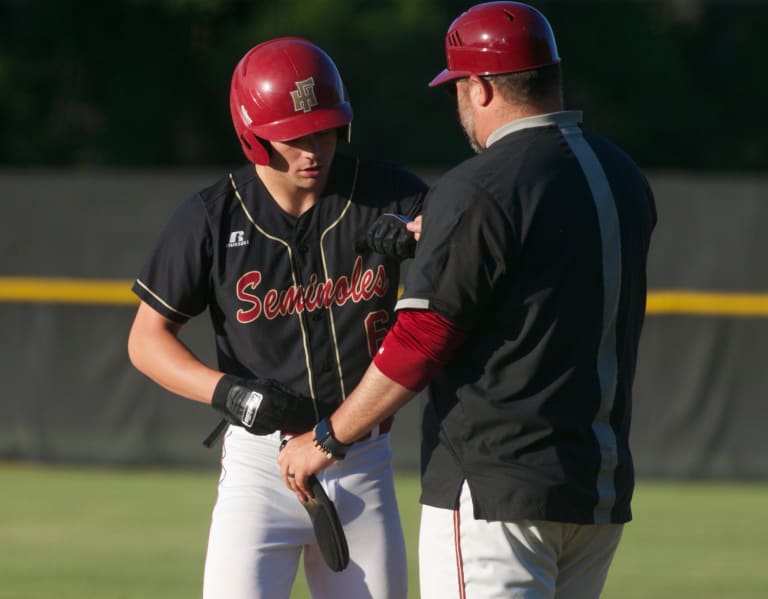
[419,481,623,599]
[203,427,407,599]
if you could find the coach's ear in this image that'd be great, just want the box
[467,74,493,108]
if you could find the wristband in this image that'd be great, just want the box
[313,418,350,460]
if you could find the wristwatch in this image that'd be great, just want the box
[313,418,351,460]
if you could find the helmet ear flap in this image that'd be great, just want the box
[239,133,271,165]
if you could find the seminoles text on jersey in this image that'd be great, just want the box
[236,256,389,323]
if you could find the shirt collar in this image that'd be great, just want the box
[486,110,584,147]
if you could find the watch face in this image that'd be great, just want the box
[315,418,330,442]
[313,418,347,460]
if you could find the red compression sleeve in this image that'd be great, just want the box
[373,309,468,392]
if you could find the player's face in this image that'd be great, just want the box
[268,129,338,191]
[455,80,482,154]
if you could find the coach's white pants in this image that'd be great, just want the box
[203,427,407,599]
[419,481,623,599]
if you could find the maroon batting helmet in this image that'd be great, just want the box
[230,37,353,165]
[429,2,561,87]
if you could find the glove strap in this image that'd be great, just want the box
[202,418,229,448]
[313,418,351,460]
[204,375,242,448]
[211,374,240,412]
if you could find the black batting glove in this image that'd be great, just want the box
[211,375,320,435]
[355,213,416,260]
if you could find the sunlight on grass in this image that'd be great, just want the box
[2,465,767,598]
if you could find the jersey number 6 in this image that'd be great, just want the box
[364,310,390,357]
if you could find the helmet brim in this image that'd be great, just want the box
[251,103,352,142]
[428,69,471,88]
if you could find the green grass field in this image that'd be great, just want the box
[1,464,767,598]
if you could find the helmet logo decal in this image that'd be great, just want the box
[290,77,319,113]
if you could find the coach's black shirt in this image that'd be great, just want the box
[397,112,656,524]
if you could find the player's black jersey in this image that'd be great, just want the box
[133,154,426,414]
[398,112,656,524]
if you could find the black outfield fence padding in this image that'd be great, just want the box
[2,170,767,478]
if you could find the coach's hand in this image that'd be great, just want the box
[211,375,318,435]
[355,213,417,260]
[279,431,334,503]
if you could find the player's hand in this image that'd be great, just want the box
[355,213,417,260]
[278,432,333,502]
[211,375,319,436]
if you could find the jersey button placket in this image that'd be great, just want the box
[292,233,326,400]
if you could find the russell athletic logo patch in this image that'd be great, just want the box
[291,77,318,113]
[227,231,249,248]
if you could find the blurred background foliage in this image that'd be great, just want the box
[0,0,765,171]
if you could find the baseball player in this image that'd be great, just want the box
[279,3,657,599]
[127,37,426,598]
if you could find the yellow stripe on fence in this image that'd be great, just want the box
[0,277,137,305]
[645,290,768,317]
[2,277,768,317]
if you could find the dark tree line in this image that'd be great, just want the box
[0,0,765,171]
